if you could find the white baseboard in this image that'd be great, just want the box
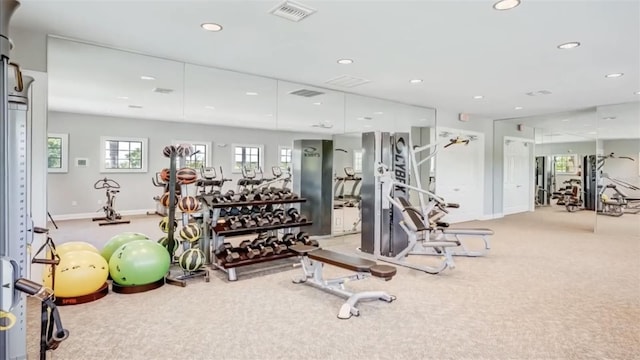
[51,209,153,221]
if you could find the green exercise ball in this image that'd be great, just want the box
[100,232,150,263]
[108,240,170,286]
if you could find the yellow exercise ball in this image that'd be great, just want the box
[43,250,109,298]
[55,241,100,257]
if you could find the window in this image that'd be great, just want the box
[232,144,263,173]
[47,133,68,173]
[100,136,148,173]
[553,154,578,174]
[172,141,211,169]
[353,149,364,173]
[279,146,292,169]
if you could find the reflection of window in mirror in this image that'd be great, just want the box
[172,141,211,169]
[278,146,292,169]
[553,154,579,175]
[353,150,363,173]
[233,144,263,172]
[48,133,68,173]
[100,136,148,173]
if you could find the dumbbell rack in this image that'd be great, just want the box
[199,196,312,281]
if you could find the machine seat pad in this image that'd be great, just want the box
[369,264,397,279]
[308,249,378,273]
[289,244,320,255]
[442,228,494,236]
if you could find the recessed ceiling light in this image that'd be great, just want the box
[204,106,216,110]
[605,73,624,78]
[201,23,223,32]
[373,111,383,115]
[493,0,520,11]
[514,106,523,110]
[635,91,640,95]
[337,59,353,65]
[128,105,143,109]
[116,96,129,100]
[245,92,259,96]
[140,75,155,81]
[473,95,484,100]
[587,131,597,135]
[410,79,423,84]
[602,117,616,120]
[363,125,372,128]
[583,124,592,127]
[312,102,322,105]
[557,42,581,50]
[561,119,570,122]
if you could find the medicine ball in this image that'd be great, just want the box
[162,145,176,158]
[178,248,205,272]
[179,223,201,243]
[159,216,177,233]
[160,168,170,182]
[157,236,181,256]
[176,144,194,158]
[160,192,177,207]
[177,167,198,185]
[178,196,199,213]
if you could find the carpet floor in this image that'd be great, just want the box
[26,206,640,360]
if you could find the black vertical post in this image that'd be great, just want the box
[167,151,177,256]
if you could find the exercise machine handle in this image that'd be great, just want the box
[445,203,460,208]
[93,177,121,189]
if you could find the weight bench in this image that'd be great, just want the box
[290,245,396,320]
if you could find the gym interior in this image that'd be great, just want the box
[1,1,639,359]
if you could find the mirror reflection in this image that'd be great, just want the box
[494,108,597,232]
[595,102,640,236]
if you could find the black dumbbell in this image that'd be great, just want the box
[297,232,319,247]
[239,215,257,228]
[227,216,243,230]
[281,233,301,247]
[228,207,241,217]
[287,208,308,223]
[251,213,269,227]
[215,243,240,263]
[238,240,260,259]
[265,236,287,254]
[273,209,287,223]
[251,237,274,257]
[240,206,252,215]
[263,212,280,225]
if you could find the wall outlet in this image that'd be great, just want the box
[71,201,77,206]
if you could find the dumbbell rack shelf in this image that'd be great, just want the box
[199,195,311,281]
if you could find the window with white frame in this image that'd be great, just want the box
[553,154,578,174]
[48,133,68,173]
[279,146,292,169]
[100,136,148,173]
[353,149,364,173]
[172,141,211,169]
[232,144,263,173]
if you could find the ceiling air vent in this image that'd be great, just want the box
[152,87,174,94]
[128,105,143,109]
[325,75,371,88]
[312,121,333,129]
[526,90,552,96]
[289,89,325,97]
[269,1,316,22]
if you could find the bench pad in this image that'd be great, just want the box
[442,228,494,236]
[289,244,319,255]
[308,250,377,273]
[369,265,397,279]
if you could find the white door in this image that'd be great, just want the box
[435,129,484,224]
[503,138,532,215]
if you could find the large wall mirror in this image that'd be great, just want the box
[595,102,640,237]
[493,108,597,232]
[46,36,437,235]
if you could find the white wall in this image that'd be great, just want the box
[47,111,331,216]
[8,26,48,72]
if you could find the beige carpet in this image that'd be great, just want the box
[27,206,640,360]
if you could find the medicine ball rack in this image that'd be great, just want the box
[162,147,210,287]
[198,195,312,281]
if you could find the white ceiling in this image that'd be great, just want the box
[10,0,640,128]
